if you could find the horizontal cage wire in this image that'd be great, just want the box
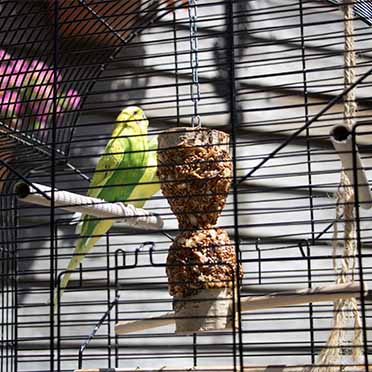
[1,0,372,371]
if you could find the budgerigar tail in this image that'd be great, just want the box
[53,219,113,311]
[53,249,84,309]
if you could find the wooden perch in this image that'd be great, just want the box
[330,124,372,209]
[14,182,163,230]
[115,282,365,335]
[74,364,370,372]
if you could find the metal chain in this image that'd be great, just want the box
[188,0,201,128]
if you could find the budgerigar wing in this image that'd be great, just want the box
[127,136,160,208]
[87,138,128,199]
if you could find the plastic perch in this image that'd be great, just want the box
[330,124,372,209]
[14,182,163,230]
[114,282,366,335]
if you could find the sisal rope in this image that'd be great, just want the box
[311,1,362,370]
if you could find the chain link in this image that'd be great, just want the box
[188,0,201,128]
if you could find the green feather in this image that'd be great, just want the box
[128,136,160,208]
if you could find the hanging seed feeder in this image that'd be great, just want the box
[157,127,242,333]
[157,0,242,334]
[157,127,232,229]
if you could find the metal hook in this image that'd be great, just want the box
[191,114,202,129]
[149,242,166,267]
[114,248,126,268]
[298,240,310,258]
[255,238,262,284]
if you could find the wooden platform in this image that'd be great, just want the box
[74,365,371,372]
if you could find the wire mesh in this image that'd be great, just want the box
[1,0,372,371]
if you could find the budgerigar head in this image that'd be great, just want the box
[114,106,148,134]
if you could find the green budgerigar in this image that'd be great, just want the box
[54,106,160,307]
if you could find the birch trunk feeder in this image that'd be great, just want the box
[157,127,242,333]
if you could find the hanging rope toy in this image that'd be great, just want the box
[312,1,363,370]
[188,0,202,128]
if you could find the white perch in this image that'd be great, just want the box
[75,365,368,372]
[115,282,365,334]
[14,182,163,230]
[330,124,372,209]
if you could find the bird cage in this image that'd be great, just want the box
[1,0,372,371]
